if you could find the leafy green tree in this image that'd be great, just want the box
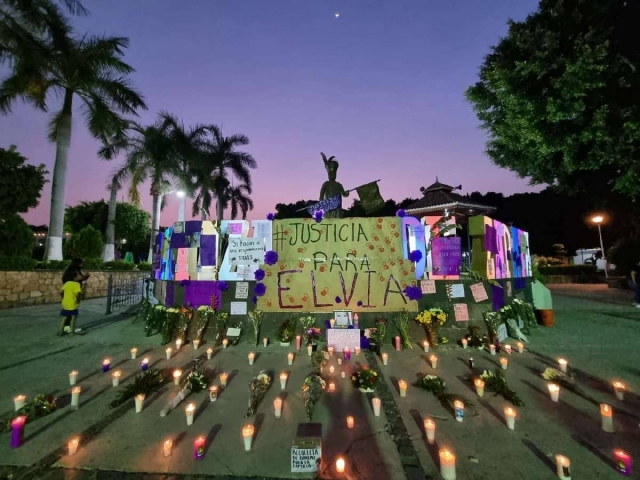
[63,224,103,259]
[0,145,48,218]
[223,183,254,220]
[466,0,640,199]
[0,213,35,256]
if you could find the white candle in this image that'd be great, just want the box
[242,424,254,451]
[341,371,346,379]
[355,347,361,356]
[382,353,388,366]
[193,339,200,350]
[422,340,430,352]
[504,344,512,354]
[263,337,268,348]
[474,378,485,397]
[287,352,294,366]
[504,407,516,430]
[222,338,228,349]
[185,402,195,425]
[439,449,456,480]
[336,457,346,473]
[165,347,172,360]
[130,347,138,359]
[600,404,614,433]
[280,372,288,390]
[558,358,568,373]
[209,385,218,402]
[13,395,26,411]
[346,416,354,429]
[329,382,336,392]
[112,370,121,387]
[461,338,468,349]
[398,380,408,398]
[135,394,145,413]
[173,369,182,385]
[328,346,334,356]
[248,352,255,365]
[206,347,213,360]
[176,338,182,350]
[516,342,524,353]
[489,344,496,355]
[429,354,438,369]
[329,366,335,374]
[274,397,283,418]
[424,418,436,444]
[337,358,342,365]
[69,370,78,385]
[548,383,560,402]
[612,381,626,401]
[330,319,336,328]
[71,386,81,409]
[499,357,508,370]
[220,372,228,387]
[163,439,172,457]
[555,455,571,479]
[307,344,313,356]
[372,397,381,416]
[67,437,79,456]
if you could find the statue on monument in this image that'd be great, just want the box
[319,152,349,218]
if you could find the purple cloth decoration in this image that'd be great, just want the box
[184,221,202,234]
[200,235,217,266]
[165,282,175,307]
[360,336,370,349]
[170,233,188,248]
[184,281,220,308]
[431,237,462,275]
[492,284,505,311]
[514,278,526,290]
[324,319,332,330]
[484,225,497,254]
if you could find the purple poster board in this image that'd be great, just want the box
[492,283,505,311]
[431,237,462,275]
[184,281,220,308]
[200,235,217,266]
[185,221,202,234]
[165,282,175,306]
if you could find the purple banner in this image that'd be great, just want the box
[431,237,462,275]
[200,235,217,266]
[185,221,202,234]
[170,233,189,249]
[484,225,497,254]
[165,282,175,306]
[184,281,220,308]
[492,283,505,311]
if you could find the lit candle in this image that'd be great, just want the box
[130,347,138,359]
[372,397,381,416]
[222,338,228,349]
[165,347,172,360]
[398,380,408,398]
[461,338,468,349]
[600,404,614,433]
[429,354,438,369]
[504,407,516,430]
[346,416,354,429]
[194,436,205,459]
[548,383,560,402]
[206,347,213,360]
[296,335,301,350]
[354,313,359,326]
[555,455,570,479]
[558,358,568,373]
[439,449,456,480]
[330,318,336,328]
[336,457,346,474]
[102,358,111,372]
[185,402,196,425]
[280,372,288,390]
[193,339,200,350]
[382,353,388,366]
[355,347,361,356]
[67,437,79,455]
[248,352,255,365]
[516,342,524,353]
[468,357,475,369]
[71,386,81,409]
[173,369,182,385]
[422,340,430,353]
[141,357,149,371]
[489,344,496,355]
[135,394,145,413]
[10,416,26,449]
[242,424,254,451]
[329,382,336,392]
[112,370,121,387]
[274,397,283,418]
[613,449,632,476]
[341,371,346,379]
[504,344,512,354]
[424,418,436,444]
[263,337,268,348]
[454,400,464,422]
[474,378,485,397]
[394,336,401,351]
[163,439,173,457]
[499,357,508,370]
[176,338,183,350]
[287,352,294,366]
[328,346,334,356]
[344,348,351,361]
[612,381,626,401]
[209,385,218,402]
[69,370,78,385]
[220,372,228,387]
[337,358,343,365]
[307,344,313,356]
[329,366,335,374]
[13,395,26,411]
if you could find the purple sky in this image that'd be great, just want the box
[3,0,541,226]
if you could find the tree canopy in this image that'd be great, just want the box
[0,145,48,218]
[466,0,640,199]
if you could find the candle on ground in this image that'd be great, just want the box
[102,359,111,372]
[398,380,408,398]
[287,352,294,366]
[330,318,336,328]
[67,437,79,455]
[336,457,346,473]
[337,358,343,365]
[69,370,78,385]
[173,369,182,385]
[600,404,614,433]
[242,424,254,451]
[613,450,632,476]
[220,372,228,387]
[135,394,145,413]
[548,383,560,402]
[296,335,301,350]
[163,439,173,457]
[474,379,485,397]
[71,386,81,409]
[263,337,268,348]
[558,358,568,373]
[141,358,149,371]
[394,336,401,351]
[346,416,354,429]
[468,357,475,369]
[489,344,496,355]
[10,416,26,449]
[516,342,524,353]
[504,344,512,354]
[329,382,336,392]
[555,455,570,479]
[329,366,335,374]
[274,397,283,418]
[165,347,172,360]
[176,338,183,350]
[382,353,388,365]
[307,344,313,356]
[280,372,288,390]
[248,352,255,365]
[206,347,213,360]
[13,395,26,411]
[461,338,468,349]
[222,338,228,349]
[499,357,508,370]
[439,449,456,480]
[355,346,361,356]
[422,340,429,353]
[429,354,438,369]
[185,403,196,425]
[454,400,465,422]
[209,385,218,402]
[372,398,381,416]
[344,348,351,361]
[130,347,138,359]
[112,370,121,387]
[328,346,334,356]
[612,381,626,401]
[504,407,516,430]
[193,436,205,459]
[424,418,436,444]
[341,371,346,378]
[193,339,200,350]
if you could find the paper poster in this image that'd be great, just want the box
[235,282,249,299]
[326,328,360,351]
[453,304,469,322]
[230,302,247,315]
[470,283,488,302]
[228,237,264,266]
[227,223,243,234]
[431,237,462,275]
[236,265,253,280]
[253,220,273,251]
[421,279,436,294]
[497,323,508,342]
[449,283,465,298]
[291,440,321,473]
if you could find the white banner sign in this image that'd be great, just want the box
[326,328,360,351]
[228,238,264,266]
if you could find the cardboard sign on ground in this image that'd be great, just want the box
[291,438,322,473]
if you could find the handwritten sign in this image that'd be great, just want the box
[236,265,253,280]
[333,310,352,327]
[497,323,508,342]
[227,223,243,234]
[291,439,322,473]
[327,328,360,351]
[449,284,465,298]
[421,279,436,294]
[228,238,264,266]
[470,283,488,302]
[453,304,469,322]
[230,302,247,315]
[235,282,249,299]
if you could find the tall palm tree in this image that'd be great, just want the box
[223,183,254,220]
[0,16,146,260]
[191,125,256,221]
[103,174,119,261]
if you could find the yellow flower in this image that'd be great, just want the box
[373,372,377,376]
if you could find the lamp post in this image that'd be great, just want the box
[591,216,607,278]
[176,190,186,222]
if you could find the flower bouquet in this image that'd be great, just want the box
[311,350,329,373]
[3,394,57,433]
[145,305,167,337]
[248,310,264,346]
[182,360,208,393]
[483,311,503,345]
[195,305,215,341]
[391,310,413,350]
[414,374,460,417]
[306,327,322,349]
[541,368,597,405]
[368,317,387,354]
[110,368,167,409]
[302,373,326,420]
[246,370,272,417]
[351,365,379,392]
[416,307,448,346]
[277,318,296,345]
[214,311,229,345]
[299,315,316,344]
[479,369,525,407]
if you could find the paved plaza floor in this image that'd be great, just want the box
[0,292,639,480]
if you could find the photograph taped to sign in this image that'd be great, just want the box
[333,310,352,327]
[228,238,264,266]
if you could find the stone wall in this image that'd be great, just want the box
[0,270,148,309]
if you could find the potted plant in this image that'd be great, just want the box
[351,365,379,393]
[277,319,296,346]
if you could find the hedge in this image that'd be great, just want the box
[0,256,146,272]
[538,265,598,275]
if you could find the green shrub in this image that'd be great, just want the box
[103,260,136,271]
[0,256,37,270]
[0,214,35,257]
[538,265,598,275]
[137,262,152,271]
[83,258,104,270]
[36,260,70,270]
[64,225,104,259]
[608,236,640,276]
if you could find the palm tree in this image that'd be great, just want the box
[223,183,254,220]
[192,125,256,221]
[0,18,146,260]
[103,174,119,262]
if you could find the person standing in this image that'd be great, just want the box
[61,259,89,333]
[58,276,82,336]
[631,261,640,308]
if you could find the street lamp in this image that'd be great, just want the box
[175,189,186,222]
[591,215,607,278]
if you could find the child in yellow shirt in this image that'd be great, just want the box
[58,280,82,336]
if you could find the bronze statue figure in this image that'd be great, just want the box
[319,152,349,218]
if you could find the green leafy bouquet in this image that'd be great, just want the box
[248,310,264,346]
[302,374,326,420]
[391,310,413,350]
[480,369,525,407]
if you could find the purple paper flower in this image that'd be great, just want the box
[178,279,191,287]
[264,250,279,265]
[254,269,266,281]
[403,285,423,301]
[396,209,406,218]
[335,296,342,304]
[251,295,258,304]
[314,209,324,223]
[216,281,229,292]
[357,301,363,307]
[254,283,267,297]
[267,212,275,221]
[408,250,423,263]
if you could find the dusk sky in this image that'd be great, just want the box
[2,0,542,227]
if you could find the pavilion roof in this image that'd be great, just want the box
[405,178,496,216]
